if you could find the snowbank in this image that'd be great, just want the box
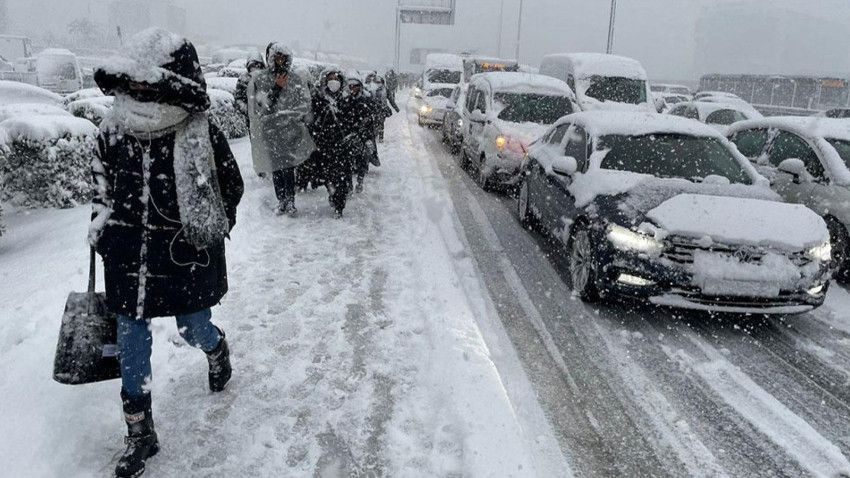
[205,76,238,94]
[207,88,247,139]
[66,96,114,126]
[0,80,63,106]
[0,115,97,207]
[63,87,105,105]
[0,103,71,122]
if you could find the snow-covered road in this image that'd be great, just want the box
[0,111,567,477]
[412,105,850,477]
[4,98,850,477]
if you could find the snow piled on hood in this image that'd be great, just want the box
[646,193,827,250]
[97,28,187,84]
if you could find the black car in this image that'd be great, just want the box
[517,111,832,314]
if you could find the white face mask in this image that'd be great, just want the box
[327,79,341,93]
[112,93,189,133]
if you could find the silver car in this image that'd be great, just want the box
[728,117,850,281]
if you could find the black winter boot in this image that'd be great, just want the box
[115,390,159,478]
[206,327,232,392]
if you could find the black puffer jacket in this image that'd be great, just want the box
[93,125,243,318]
[92,29,244,318]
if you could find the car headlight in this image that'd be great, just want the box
[807,241,832,262]
[457,119,463,127]
[419,105,432,114]
[495,135,507,150]
[607,224,664,255]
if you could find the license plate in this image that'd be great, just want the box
[701,280,779,297]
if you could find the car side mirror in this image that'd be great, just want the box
[552,156,578,176]
[777,158,809,183]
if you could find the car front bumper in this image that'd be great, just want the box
[597,243,829,315]
[418,108,447,125]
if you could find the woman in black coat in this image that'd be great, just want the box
[89,28,243,478]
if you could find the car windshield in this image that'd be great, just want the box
[827,138,850,169]
[427,69,461,84]
[427,88,453,98]
[37,56,76,80]
[599,133,751,184]
[584,76,647,104]
[493,92,572,124]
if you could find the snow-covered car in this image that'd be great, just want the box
[0,103,71,122]
[35,48,84,94]
[460,72,576,190]
[441,84,466,153]
[650,83,693,99]
[667,101,762,134]
[539,53,654,112]
[694,91,740,101]
[422,53,463,92]
[62,87,104,105]
[517,111,831,314]
[417,86,454,127]
[728,117,850,281]
[0,80,62,106]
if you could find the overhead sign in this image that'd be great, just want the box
[399,0,455,25]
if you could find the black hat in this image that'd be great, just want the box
[94,28,210,112]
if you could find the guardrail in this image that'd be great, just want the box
[753,104,820,117]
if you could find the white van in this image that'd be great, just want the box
[422,53,463,91]
[36,49,83,94]
[539,53,653,112]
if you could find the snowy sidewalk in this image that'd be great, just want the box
[0,111,565,477]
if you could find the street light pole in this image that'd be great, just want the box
[497,0,505,57]
[515,0,525,61]
[394,0,401,70]
[606,0,617,54]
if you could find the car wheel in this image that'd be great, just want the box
[569,225,601,302]
[827,219,850,283]
[517,178,537,229]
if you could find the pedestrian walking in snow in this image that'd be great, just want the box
[365,72,393,144]
[247,43,315,216]
[342,76,376,194]
[234,51,266,125]
[385,68,401,113]
[89,28,244,478]
[310,68,361,217]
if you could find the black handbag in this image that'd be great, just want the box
[53,248,121,385]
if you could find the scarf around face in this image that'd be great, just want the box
[109,95,230,250]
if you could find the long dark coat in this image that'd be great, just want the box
[93,123,243,318]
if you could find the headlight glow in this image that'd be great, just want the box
[607,224,664,255]
[807,241,832,262]
[419,105,432,114]
[495,135,507,150]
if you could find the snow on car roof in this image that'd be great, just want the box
[0,80,63,106]
[37,48,75,58]
[471,72,574,97]
[677,101,762,118]
[562,110,725,138]
[544,53,647,80]
[0,114,97,144]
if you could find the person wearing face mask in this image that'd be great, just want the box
[341,76,376,194]
[234,51,265,124]
[89,28,244,478]
[309,69,358,217]
[247,42,315,216]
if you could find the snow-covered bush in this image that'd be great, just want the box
[217,67,246,78]
[207,88,247,139]
[0,115,98,208]
[0,103,71,122]
[205,77,238,94]
[67,96,114,126]
[63,87,104,106]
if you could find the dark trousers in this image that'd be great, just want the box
[272,168,296,206]
[322,150,351,213]
[387,90,399,112]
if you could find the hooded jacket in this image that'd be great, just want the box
[247,43,315,173]
[235,51,265,115]
[91,28,244,318]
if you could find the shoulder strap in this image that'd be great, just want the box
[88,247,97,294]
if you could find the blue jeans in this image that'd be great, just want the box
[118,309,221,399]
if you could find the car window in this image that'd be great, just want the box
[548,124,570,145]
[768,131,824,178]
[465,87,478,111]
[493,93,573,124]
[706,109,747,125]
[669,105,686,117]
[428,88,454,98]
[563,125,588,171]
[599,133,751,184]
[827,138,850,171]
[584,76,648,104]
[475,89,488,113]
[730,128,768,158]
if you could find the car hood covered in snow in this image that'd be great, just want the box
[494,119,550,146]
[645,193,828,250]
